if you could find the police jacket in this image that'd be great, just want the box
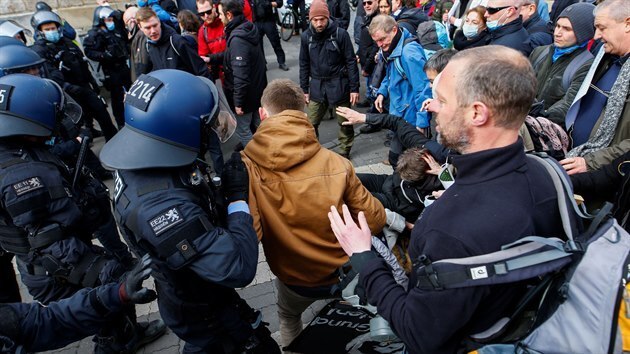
[113,168,259,341]
[83,26,130,72]
[31,37,97,89]
[487,17,532,56]
[146,23,210,77]
[223,15,268,113]
[0,142,123,304]
[358,12,379,75]
[350,140,574,353]
[0,283,127,353]
[327,0,350,30]
[299,22,360,105]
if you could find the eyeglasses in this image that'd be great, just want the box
[198,9,213,16]
[486,5,513,14]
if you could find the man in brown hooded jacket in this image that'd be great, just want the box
[240,79,386,348]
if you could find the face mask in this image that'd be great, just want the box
[105,22,116,31]
[486,11,506,31]
[44,29,61,43]
[462,23,478,38]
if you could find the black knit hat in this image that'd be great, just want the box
[558,2,596,44]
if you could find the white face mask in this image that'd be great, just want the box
[462,23,479,38]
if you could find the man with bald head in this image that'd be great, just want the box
[484,0,531,55]
[329,45,573,353]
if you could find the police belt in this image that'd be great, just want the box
[0,225,29,255]
[34,253,110,288]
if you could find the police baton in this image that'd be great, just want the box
[72,135,91,190]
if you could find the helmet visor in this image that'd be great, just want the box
[63,93,82,124]
[199,77,236,143]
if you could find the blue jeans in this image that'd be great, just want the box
[235,110,261,147]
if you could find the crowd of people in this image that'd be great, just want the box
[0,0,628,352]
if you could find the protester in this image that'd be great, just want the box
[219,0,268,148]
[197,0,227,81]
[484,0,531,55]
[123,6,150,81]
[329,45,575,354]
[300,0,360,159]
[253,0,289,70]
[327,0,351,29]
[520,0,553,50]
[561,0,630,174]
[379,0,391,15]
[453,6,490,50]
[240,79,386,348]
[177,9,201,47]
[529,2,595,126]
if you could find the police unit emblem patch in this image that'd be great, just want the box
[149,206,184,236]
[12,177,44,196]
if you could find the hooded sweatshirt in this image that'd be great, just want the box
[241,110,386,287]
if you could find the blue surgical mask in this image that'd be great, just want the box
[462,23,479,38]
[105,22,116,31]
[486,11,506,31]
[44,29,61,43]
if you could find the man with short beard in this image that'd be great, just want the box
[329,46,573,353]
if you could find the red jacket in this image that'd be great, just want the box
[198,18,226,57]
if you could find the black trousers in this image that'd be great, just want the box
[104,67,132,129]
[256,20,286,65]
[0,252,21,303]
[66,85,118,141]
[292,0,308,31]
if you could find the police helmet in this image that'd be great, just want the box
[30,10,62,31]
[0,36,25,48]
[93,6,116,27]
[35,1,53,11]
[0,74,82,138]
[0,44,47,78]
[100,69,220,170]
[0,21,31,44]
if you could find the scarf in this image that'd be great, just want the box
[552,41,587,63]
[567,55,630,158]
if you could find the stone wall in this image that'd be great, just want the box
[0,0,129,36]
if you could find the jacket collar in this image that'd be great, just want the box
[450,139,526,185]
[490,16,524,38]
[225,14,247,37]
[523,12,541,30]
[388,27,411,58]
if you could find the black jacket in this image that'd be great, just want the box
[571,151,630,232]
[488,17,532,56]
[327,0,351,30]
[367,113,450,163]
[253,0,283,22]
[523,12,552,51]
[299,22,360,104]
[352,140,574,353]
[372,172,442,222]
[146,24,210,77]
[31,37,98,90]
[396,7,429,34]
[223,15,268,113]
[452,28,491,50]
[358,12,379,74]
[83,27,129,73]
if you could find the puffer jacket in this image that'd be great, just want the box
[241,110,386,287]
[377,28,432,128]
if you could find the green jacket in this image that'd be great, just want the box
[529,44,593,126]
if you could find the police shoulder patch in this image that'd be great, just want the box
[149,206,184,236]
[12,177,44,196]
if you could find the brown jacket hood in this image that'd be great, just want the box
[243,110,320,172]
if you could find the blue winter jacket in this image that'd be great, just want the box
[377,28,432,128]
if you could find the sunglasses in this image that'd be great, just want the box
[198,9,213,16]
[486,5,513,14]
[364,1,374,5]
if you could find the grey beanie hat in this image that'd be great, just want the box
[558,2,596,44]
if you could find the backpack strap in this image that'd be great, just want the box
[393,36,417,80]
[414,153,588,291]
[561,49,593,91]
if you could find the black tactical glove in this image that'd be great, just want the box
[119,254,157,304]
[221,152,249,204]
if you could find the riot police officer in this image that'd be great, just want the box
[30,10,118,140]
[0,74,165,352]
[100,69,280,353]
[84,6,131,128]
